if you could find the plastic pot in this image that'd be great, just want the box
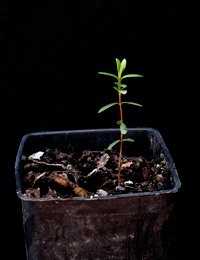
[15,128,181,260]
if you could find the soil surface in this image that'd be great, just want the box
[20,146,173,198]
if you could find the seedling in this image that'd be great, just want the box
[98,58,143,187]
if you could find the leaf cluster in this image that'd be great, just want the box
[98,58,143,149]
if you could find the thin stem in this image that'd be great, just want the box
[117,79,123,186]
[117,131,123,186]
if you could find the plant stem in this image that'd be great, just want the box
[118,131,123,186]
[118,80,123,186]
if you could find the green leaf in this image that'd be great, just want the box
[98,102,118,113]
[120,122,127,135]
[98,72,118,80]
[114,82,127,88]
[122,101,143,107]
[121,74,143,80]
[113,86,119,92]
[123,138,135,142]
[115,58,120,72]
[119,59,126,78]
[119,84,127,88]
[113,87,127,94]
[108,139,120,150]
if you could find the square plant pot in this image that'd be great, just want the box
[15,128,181,260]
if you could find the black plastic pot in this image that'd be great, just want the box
[15,128,181,260]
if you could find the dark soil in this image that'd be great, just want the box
[20,146,173,198]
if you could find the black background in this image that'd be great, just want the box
[0,1,199,259]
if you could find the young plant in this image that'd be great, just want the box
[98,58,143,187]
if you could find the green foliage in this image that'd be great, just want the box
[98,58,143,149]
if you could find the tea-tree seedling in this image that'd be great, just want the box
[98,58,143,187]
